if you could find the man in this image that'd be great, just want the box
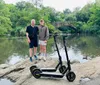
[38,19,49,61]
[26,19,38,62]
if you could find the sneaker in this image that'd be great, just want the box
[39,56,43,60]
[34,55,38,60]
[38,53,41,56]
[30,57,33,62]
[43,56,46,62]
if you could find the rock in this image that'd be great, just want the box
[80,76,100,85]
[83,56,92,60]
[70,60,80,64]
[80,77,91,83]
[0,64,10,69]
[0,57,100,85]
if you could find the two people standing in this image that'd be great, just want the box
[26,19,49,62]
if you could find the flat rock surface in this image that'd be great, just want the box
[0,57,100,85]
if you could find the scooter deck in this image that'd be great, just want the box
[31,65,57,72]
[40,72,63,78]
[41,68,56,72]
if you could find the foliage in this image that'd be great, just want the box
[0,0,100,35]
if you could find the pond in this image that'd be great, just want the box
[0,34,100,65]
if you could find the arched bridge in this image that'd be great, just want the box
[53,21,77,32]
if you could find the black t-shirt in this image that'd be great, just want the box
[26,25,38,40]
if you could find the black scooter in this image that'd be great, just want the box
[30,35,67,74]
[30,35,76,82]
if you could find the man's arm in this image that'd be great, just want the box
[37,26,39,35]
[26,32,31,43]
[26,26,31,44]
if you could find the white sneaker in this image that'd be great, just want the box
[43,56,46,61]
[39,56,43,60]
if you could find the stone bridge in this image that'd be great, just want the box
[53,21,77,31]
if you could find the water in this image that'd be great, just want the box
[0,35,100,65]
[6,54,24,65]
[0,37,28,65]
[50,47,88,63]
[0,78,14,85]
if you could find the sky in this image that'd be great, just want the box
[4,0,95,12]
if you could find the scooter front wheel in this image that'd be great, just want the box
[30,65,37,73]
[32,68,42,79]
[66,71,76,82]
[59,65,66,73]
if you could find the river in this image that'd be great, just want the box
[0,34,100,65]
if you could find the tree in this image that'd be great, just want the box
[63,9,71,15]
[87,3,100,33]
[31,0,43,8]
[0,0,12,35]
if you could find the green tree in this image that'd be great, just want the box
[63,9,71,15]
[0,0,12,35]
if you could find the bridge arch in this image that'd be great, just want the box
[53,22,78,32]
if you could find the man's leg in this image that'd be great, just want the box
[29,39,34,62]
[34,47,37,56]
[29,48,33,57]
[41,45,43,53]
[29,48,33,62]
[39,45,43,60]
[33,47,38,60]
[33,38,38,60]
[39,45,42,55]
[43,45,46,54]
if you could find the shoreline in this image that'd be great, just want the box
[0,57,100,85]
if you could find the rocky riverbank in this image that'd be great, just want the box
[0,57,100,85]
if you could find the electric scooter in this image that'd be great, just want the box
[31,35,76,82]
[30,35,66,74]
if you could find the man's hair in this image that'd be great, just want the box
[31,19,35,23]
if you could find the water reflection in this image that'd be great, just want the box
[50,47,88,63]
[0,38,28,64]
[0,35,100,64]
[5,53,26,64]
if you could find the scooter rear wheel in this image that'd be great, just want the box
[66,71,76,82]
[30,65,37,73]
[59,65,66,73]
[32,68,42,79]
